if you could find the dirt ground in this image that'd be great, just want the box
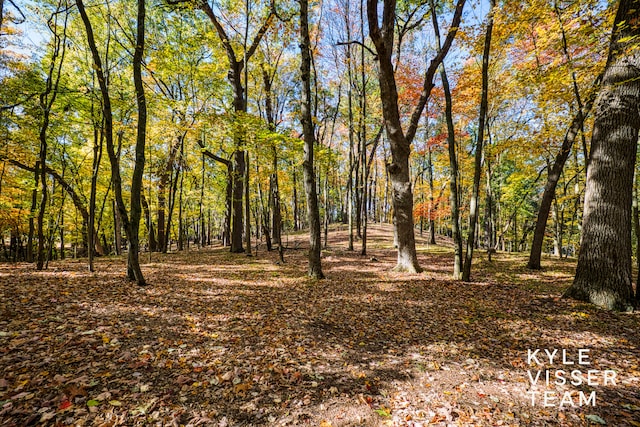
[1,224,639,426]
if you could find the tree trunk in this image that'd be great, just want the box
[244,151,252,255]
[141,194,156,251]
[300,0,324,279]
[88,110,102,272]
[76,0,137,281]
[441,65,462,279]
[198,2,274,253]
[634,173,640,302]
[293,165,299,231]
[359,2,368,256]
[527,76,600,269]
[27,168,38,263]
[564,0,640,311]
[462,0,494,281]
[37,8,67,269]
[127,0,147,286]
[113,199,122,255]
[427,144,436,245]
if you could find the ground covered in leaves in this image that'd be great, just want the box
[1,224,640,426]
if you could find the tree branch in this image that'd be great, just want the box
[405,0,466,144]
[336,40,377,58]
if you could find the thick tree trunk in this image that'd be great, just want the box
[634,173,640,302]
[300,0,324,279]
[231,149,245,252]
[565,0,640,310]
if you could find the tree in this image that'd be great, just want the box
[366,0,465,272]
[128,0,148,284]
[299,0,324,279]
[75,0,146,285]
[194,0,275,253]
[35,1,68,270]
[526,76,600,269]
[462,0,494,282]
[564,0,640,310]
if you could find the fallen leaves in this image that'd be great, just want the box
[0,225,639,425]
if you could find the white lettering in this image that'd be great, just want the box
[603,370,617,386]
[528,349,541,365]
[570,370,583,386]
[578,349,590,365]
[562,349,574,365]
[528,370,542,385]
[544,349,559,364]
[587,370,599,386]
[543,391,557,407]
[560,391,575,407]
[579,391,596,406]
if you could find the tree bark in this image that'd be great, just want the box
[88,106,102,272]
[127,0,147,285]
[427,144,436,244]
[564,0,640,310]
[634,173,640,302]
[244,151,252,255]
[300,0,324,279]
[198,140,232,246]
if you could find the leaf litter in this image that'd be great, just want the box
[1,224,639,426]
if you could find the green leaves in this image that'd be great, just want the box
[585,414,607,425]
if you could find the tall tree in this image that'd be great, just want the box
[564,0,640,310]
[129,0,147,284]
[462,0,494,281]
[36,1,67,270]
[367,0,465,272]
[75,0,146,285]
[195,0,275,253]
[527,0,604,269]
[300,0,324,279]
[526,78,599,270]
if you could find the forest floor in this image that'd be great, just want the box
[1,224,640,427]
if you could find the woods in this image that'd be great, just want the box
[4,1,640,424]
[2,0,638,298]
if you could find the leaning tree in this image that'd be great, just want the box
[564,0,640,310]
